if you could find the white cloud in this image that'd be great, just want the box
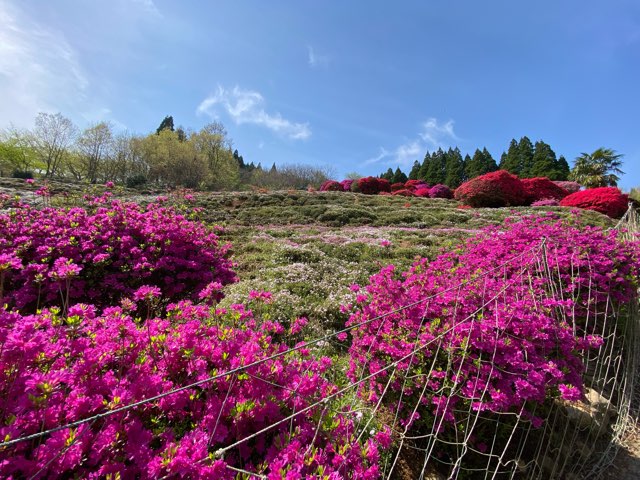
[197,85,312,140]
[130,0,162,18]
[0,1,90,127]
[307,45,330,68]
[419,118,458,146]
[363,118,459,167]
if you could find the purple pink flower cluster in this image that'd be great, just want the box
[0,196,236,312]
[0,301,382,478]
[345,213,639,435]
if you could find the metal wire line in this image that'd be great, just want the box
[0,242,541,450]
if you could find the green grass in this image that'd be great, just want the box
[180,190,615,343]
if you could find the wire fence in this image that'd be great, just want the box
[2,205,639,479]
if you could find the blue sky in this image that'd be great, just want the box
[1,0,638,188]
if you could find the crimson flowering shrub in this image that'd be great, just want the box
[428,184,454,199]
[413,187,431,198]
[560,187,629,218]
[0,300,383,479]
[553,180,582,193]
[390,182,405,192]
[454,170,526,207]
[0,198,236,312]
[521,177,569,205]
[319,180,343,192]
[344,214,639,442]
[404,180,428,191]
[355,177,390,195]
[340,179,354,191]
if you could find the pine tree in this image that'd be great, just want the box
[556,156,570,181]
[408,160,421,180]
[381,168,394,181]
[465,148,497,179]
[482,148,498,173]
[530,141,557,178]
[444,147,464,188]
[462,154,471,182]
[499,139,521,175]
[156,116,175,134]
[424,148,446,185]
[392,167,408,184]
[518,136,534,178]
[418,151,432,181]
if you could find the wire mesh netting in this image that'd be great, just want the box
[1,206,638,479]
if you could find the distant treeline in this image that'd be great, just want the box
[0,113,331,190]
[380,137,570,188]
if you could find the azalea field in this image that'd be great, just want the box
[0,180,638,479]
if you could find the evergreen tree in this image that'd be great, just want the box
[482,148,498,173]
[556,156,570,181]
[156,116,175,134]
[418,151,432,181]
[233,149,246,169]
[465,148,497,179]
[462,154,471,182]
[176,126,187,142]
[444,147,464,188]
[408,160,421,180]
[499,139,521,175]
[518,136,535,177]
[381,168,394,181]
[530,141,558,178]
[392,167,408,184]
[424,148,446,185]
[270,163,277,173]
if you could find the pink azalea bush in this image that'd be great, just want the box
[0,197,236,312]
[0,300,383,479]
[553,181,582,193]
[340,179,354,191]
[344,214,639,440]
[428,184,454,199]
[319,180,343,192]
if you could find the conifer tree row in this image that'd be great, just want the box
[380,136,570,189]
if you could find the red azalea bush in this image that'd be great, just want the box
[0,300,383,479]
[356,177,391,195]
[521,177,569,205]
[428,184,454,199]
[413,187,431,198]
[391,182,405,192]
[560,187,629,218]
[391,189,414,197]
[454,170,526,207]
[340,179,354,191]
[0,198,236,312]
[553,181,582,193]
[405,180,428,191]
[343,214,640,468]
[319,180,343,192]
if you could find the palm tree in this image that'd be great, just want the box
[569,148,624,188]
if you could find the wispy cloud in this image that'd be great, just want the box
[197,85,311,140]
[363,118,459,167]
[0,1,89,127]
[130,0,162,18]
[307,45,330,68]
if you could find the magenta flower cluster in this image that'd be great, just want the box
[345,214,639,434]
[0,301,382,479]
[0,196,236,311]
